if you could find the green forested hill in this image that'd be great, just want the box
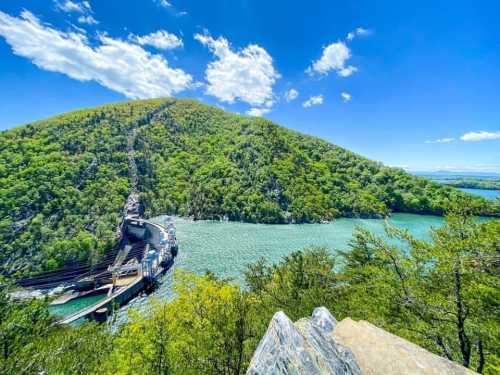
[0,98,496,275]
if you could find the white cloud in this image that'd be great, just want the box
[340,92,351,102]
[338,65,358,77]
[194,33,280,107]
[460,131,500,142]
[307,41,357,77]
[347,27,371,41]
[284,88,299,102]
[302,95,323,108]
[130,30,183,50]
[425,137,455,144]
[356,27,371,36]
[77,15,98,25]
[246,107,271,117]
[55,0,91,13]
[0,10,192,99]
[56,1,98,25]
[156,0,172,8]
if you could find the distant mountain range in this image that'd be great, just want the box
[412,171,500,180]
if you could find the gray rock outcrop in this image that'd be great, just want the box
[332,318,477,375]
[246,308,361,375]
[247,307,478,375]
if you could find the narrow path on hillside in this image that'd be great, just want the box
[123,101,172,218]
[124,127,140,217]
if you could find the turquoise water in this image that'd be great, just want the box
[459,188,500,200]
[168,213,443,280]
[49,212,497,321]
[112,213,445,321]
[49,294,106,318]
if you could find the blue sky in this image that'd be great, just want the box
[0,0,499,172]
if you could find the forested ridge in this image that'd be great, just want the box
[0,98,497,275]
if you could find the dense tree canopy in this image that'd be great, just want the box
[1,199,497,374]
[336,199,500,373]
[0,99,166,275]
[1,98,497,275]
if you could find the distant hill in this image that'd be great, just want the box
[0,98,496,275]
[413,171,500,179]
[413,171,500,191]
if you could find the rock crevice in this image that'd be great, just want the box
[247,307,477,375]
[246,308,361,375]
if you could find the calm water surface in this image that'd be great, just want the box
[112,213,444,321]
[166,213,443,279]
[49,294,106,318]
[459,188,500,200]
[53,213,448,320]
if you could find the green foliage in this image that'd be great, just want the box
[425,175,500,190]
[245,248,337,321]
[0,97,496,276]
[337,198,500,373]
[138,100,496,226]
[0,99,167,275]
[23,323,113,375]
[1,199,497,373]
[0,283,113,375]
[0,287,51,374]
[107,271,259,375]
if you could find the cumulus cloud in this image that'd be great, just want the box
[77,15,98,25]
[0,10,192,99]
[460,131,500,141]
[302,95,324,108]
[130,30,183,50]
[194,33,280,107]
[340,92,351,102]
[425,137,455,144]
[55,0,91,13]
[307,41,357,77]
[284,88,299,102]
[246,107,271,117]
[347,27,371,41]
[156,0,172,8]
[55,1,98,25]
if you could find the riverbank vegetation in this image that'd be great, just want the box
[0,98,497,276]
[1,199,498,374]
[441,178,500,190]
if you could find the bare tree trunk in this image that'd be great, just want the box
[454,267,471,367]
[477,340,484,374]
[435,336,454,361]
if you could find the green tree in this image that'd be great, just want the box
[0,287,52,374]
[108,271,258,375]
[339,199,500,373]
[245,248,338,321]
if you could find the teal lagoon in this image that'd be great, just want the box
[459,188,500,200]
[49,293,106,318]
[115,213,445,320]
[58,213,483,321]
[166,213,443,280]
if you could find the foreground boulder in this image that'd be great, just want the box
[246,308,361,374]
[332,318,476,375]
[247,307,477,375]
